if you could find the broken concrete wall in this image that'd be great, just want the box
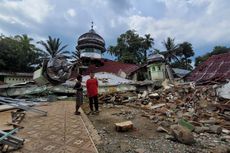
[216,81,230,99]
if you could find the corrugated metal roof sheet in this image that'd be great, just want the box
[83,60,139,76]
[185,53,230,83]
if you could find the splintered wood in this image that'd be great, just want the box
[0,111,14,131]
[115,121,133,132]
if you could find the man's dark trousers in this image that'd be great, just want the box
[89,95,98,111]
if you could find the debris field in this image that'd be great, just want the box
[84,82,230,153]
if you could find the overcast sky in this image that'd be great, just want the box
[0,0,230,59]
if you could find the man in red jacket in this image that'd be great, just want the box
[86,73,99,114]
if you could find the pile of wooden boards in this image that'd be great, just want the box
[0,105,25,152]
[0,96,48,152]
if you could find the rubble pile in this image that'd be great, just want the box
[99,83,230,145]
[140,84,230,130]
[99,91,138,105]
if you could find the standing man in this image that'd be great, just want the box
[86,72,99,114]
[74,75,83,115]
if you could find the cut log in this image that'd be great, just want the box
[115,121,133,132]
[208,125,222,134]
[194,126,209,133]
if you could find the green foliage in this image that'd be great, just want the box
[160,38,194,70]
[171,42,194,70]
[0,34,42,72]
[161,37,180,63]
[38,36,69,58]
[195,46,230,66]
[108,30,154,64]
[171,58,193,70]
[70,49,82,73]
[71,49,81,62]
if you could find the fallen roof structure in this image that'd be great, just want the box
[83,59,139,77]
[185,53,230,84]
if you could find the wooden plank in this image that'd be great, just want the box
[0,111,14,131]
[0,105,16,112]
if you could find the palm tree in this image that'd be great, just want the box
[143,34,154,62]
[162,37,180,63]
[69,49,82,74]
[38,36,69,58]
[15,34,37,53]
[15,34,33,45]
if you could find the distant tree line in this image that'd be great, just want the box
[108,30,195,70]
[0,31,229,73]
[108,30,230,70]
[0,34,70,72]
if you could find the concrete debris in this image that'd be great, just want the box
[216,81,230,99]
[220,135,230,142]
[149,93,160,99]
[212,145,230,153]
[162,79,173,90]
[112,110,136,120]
[1,64,230,152]
[99,82,230,147]
[150,103,166,110]
[141,91,148,98]
[222,129,230,134]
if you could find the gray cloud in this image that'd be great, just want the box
[0,0,229,58]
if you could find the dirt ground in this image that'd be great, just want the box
[82,102,229,153]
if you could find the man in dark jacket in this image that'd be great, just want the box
[74,75,83,115]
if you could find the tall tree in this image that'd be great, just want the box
[108,30,154,64]
[71,49,81,63]
[171,42,194,70]
[70,49,82,73]
[161,37,180,63]
[0,34,41,72]
[38,36,69,58]
[195,46,230,66]
[159,38,194,70]
[143,34,154,62]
